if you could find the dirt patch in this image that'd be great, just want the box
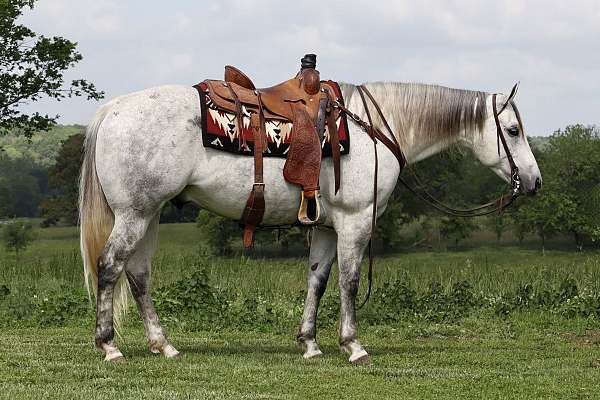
[561,330,600,346]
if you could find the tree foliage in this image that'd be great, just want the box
[514,125,600,249]
[439,216,479,247]
[40,133,83,225]
[0,155,46,218]
[485,214,508,242]
[1,219,35,259]
[0,0,103,138]
[0,124,83,166]
[196,210,239,255]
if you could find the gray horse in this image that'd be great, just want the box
[79,81,541,362]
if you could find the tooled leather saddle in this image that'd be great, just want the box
[196,54,344,248]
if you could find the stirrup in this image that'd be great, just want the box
[298,190,327,225]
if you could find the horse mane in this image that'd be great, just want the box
[339,82,488,146]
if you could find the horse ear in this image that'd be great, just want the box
[506,82,519,103]
[499,82,519,113]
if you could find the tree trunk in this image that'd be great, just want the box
[541,231,545,255]
[573,231,583,252]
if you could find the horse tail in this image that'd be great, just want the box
[79,104,128,328]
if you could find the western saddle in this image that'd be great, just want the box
[201,54,342,248]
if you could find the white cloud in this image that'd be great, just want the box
[15,0,600,135]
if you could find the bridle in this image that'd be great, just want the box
[334,87,523,217]
[493,93,522,197]
[332,85,524,307]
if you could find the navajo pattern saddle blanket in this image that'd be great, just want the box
[196,80,350,158]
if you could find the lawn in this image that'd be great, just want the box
[1,223,600,399]
[1,317,600,399]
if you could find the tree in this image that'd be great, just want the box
[514,192,576,251]
[485,214,508,242]
[196,210,239,255]
[522,125,600,250]
[1,220,35,260]
[376,198,411,251]
[545,125,600,248]
[40,133,83,225]
[439,216,478,247]
[196,209,306,255]
[0,0,103,138]
[0,156,46,218]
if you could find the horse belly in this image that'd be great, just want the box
[184,150,303,226]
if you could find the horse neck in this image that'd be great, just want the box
[343,83,470,165]
[400,128,463,165]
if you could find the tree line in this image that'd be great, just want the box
[0,124,598,252]
[374,124,600,251]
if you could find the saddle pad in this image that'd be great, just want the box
[195,80,350,158]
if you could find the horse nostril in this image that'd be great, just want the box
[535,177,542,190]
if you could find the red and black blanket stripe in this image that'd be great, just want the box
[196,80,350,158]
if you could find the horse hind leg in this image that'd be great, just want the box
[95,211,153,361]
[297,228,337,359]
[125,215,179,358]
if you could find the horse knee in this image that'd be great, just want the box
[97,256,124,291]
[339,268,360,297]
[308,270,329,296]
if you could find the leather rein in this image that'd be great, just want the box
[332,85,523,307]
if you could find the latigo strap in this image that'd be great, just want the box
[240,100,266,248]
[235,54,342,248]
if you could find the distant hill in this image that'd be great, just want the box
[0,125,85,167]
[0,126,553,168]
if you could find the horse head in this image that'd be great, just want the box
[468,83,542,195]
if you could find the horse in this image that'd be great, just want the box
[79,80,542,362]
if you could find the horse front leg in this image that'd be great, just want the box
[297,227,337,359]
[337,224,371,364]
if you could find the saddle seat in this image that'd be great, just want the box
[205,67,326,121]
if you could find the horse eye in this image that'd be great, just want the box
[507,127,519,137]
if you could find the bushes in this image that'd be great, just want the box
[0,286,91,327]
[365,276,600,323]
[2,258,600,331]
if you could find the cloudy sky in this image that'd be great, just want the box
[20,0,600,136]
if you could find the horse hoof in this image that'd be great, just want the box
[104,351,125,362]
[341,342,370,364]
[349,350,370,364]
[162,344,180,358]
[303,348,323,359]
[299,338,322,359]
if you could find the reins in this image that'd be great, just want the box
[333,85,523,308]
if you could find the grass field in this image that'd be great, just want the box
[1,223,600,399]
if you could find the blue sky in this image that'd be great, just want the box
[20,0,600,136]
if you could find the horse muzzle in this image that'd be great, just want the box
[522,176,542,196]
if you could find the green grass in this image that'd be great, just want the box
[1,316,600,399]
[1,223,600,399]
[2,223,599,296]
